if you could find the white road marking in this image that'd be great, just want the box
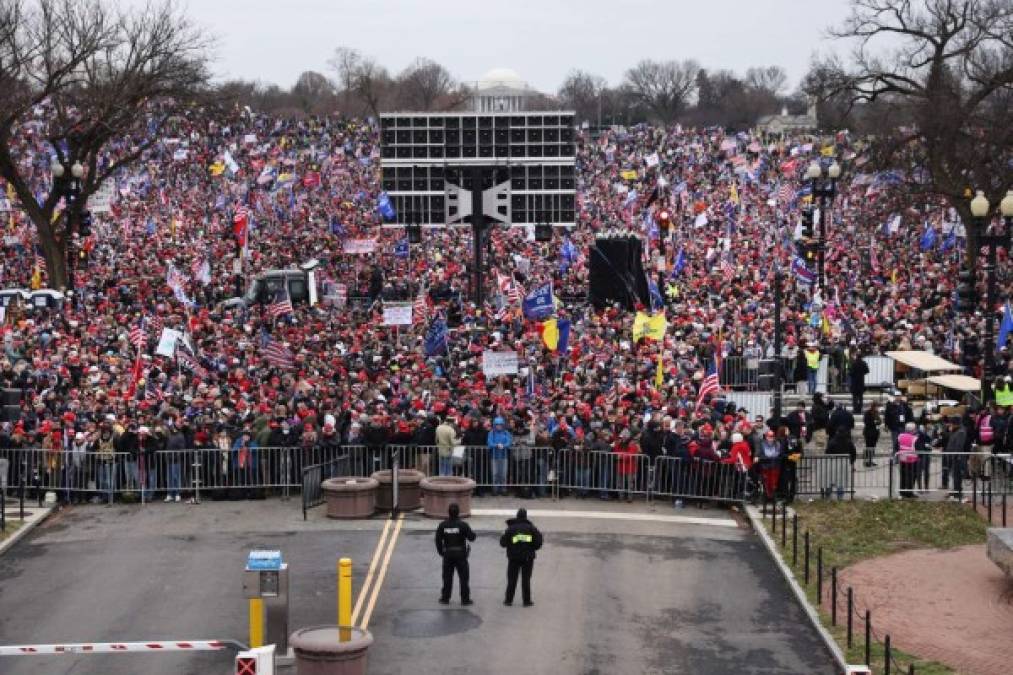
[469,508,739,528]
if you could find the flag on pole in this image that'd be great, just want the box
[998,302,1013,350]
[232,206,249,248]
[129,319,147,351]
[919,221,937,251]
[267,290,293,320]
[522,282,555,319]
[413,287,429,323]
[695,357,721,411]
[262,337,295,369]
[790,256,816,285]
[424,315,448,356]
[394,238,409,259]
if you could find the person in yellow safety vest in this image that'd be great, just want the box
[665,282,679,301]
[499,508,543,607]
[804,343,821,395]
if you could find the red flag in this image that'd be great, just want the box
[233,206,249,248]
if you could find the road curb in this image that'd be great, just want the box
[745,504,848,675]
[0,504,55,558]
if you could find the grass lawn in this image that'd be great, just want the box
[0,519,23,542]
[762,500,989,675]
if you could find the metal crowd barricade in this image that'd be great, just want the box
[796,455,854,499]
[301,451,352,520]
[652,456,749,503]
[556,450,650,499]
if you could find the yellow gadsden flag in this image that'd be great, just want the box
[619,169,638,181]
[633,311,667,342]
[655,351,664,388]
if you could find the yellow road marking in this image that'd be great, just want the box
[350,517,393,626]
[359,513,404,630]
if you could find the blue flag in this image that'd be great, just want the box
[672,247,687,276]
[560,237,578,266]
[377,192,396,221]
[330,218,345,236]
[999,302,1013,350]
[919,222,936,251]
[941,229,956,252]
[522,282,554,320]
[424,316,448,356]
[791,255,816,285]
[648,279,664,311]
[394,238,409,259]
[556,319,571,354]
[145,218,156,236]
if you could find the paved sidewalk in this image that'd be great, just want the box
[838,545,1013,675]
[0,501,54,557]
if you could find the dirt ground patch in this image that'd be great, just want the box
[839,545,1013,675]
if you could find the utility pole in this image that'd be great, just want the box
[773,268,784,422]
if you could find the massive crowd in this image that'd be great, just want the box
[0,105,1010,502]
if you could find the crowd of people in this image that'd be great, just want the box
[0,104,1010,504]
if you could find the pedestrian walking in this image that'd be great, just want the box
[500,508,543,607]
[435,502,476,605]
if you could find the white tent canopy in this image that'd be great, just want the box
[925,374,982,393]
[885,350,962,373]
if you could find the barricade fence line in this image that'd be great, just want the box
[4,447,1008,510]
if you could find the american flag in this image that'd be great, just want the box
[144,378,165,403]
[333,283,348,308]
[720,255,735,281]
[777,182,794,203]
[695,357,721,412]
[267,292,293,320]
[262,337,295,369]
[484,301,507,322]
[176,348,208,379]
[413,287,429,323]
[129,320,147,351]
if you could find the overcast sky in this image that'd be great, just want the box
[139,0,855,93]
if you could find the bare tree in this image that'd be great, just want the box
[353,57,392,118]
[292,70,338,115]
[622,59,700,122]
[396,57,458,111]
[745,65,789,97]
[327,46,362,113]
[558,70,608,125]
[825,0,1013,265]
[0,0,211,289]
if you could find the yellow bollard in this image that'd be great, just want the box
[339,557,352,642]
[248,598,264,648]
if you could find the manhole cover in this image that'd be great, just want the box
[391,608,482,639]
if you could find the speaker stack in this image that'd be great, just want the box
[1,388,21,423]
[588,234,650,311]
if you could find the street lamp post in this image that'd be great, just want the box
[49,159,84,291]
[806,159,841,291]
[972,190,1013,403]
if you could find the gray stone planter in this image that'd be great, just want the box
[321,477,378,519]
[420,475,476,518]
[371,469,424,511]
[290,625,372,675]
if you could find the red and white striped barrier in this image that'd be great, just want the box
[0,639,246,656]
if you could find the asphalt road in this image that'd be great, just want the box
[0,500,835,675]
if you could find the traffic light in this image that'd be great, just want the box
[956,269,977,313]
[801,208,815,239]
[78,210,92,238]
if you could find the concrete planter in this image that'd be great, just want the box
[371,469,424,511]
[321,477,378,519]
[420,475,476,518]
[290,625,373,675]
[987,528,1013,576]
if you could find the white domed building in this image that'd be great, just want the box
[473,68,536,112]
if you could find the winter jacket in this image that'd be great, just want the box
[500,517,543,562]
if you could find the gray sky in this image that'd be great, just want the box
[150,0,855,93]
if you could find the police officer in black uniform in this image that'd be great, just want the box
[435,502,476,605]
[500,508,543,607]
